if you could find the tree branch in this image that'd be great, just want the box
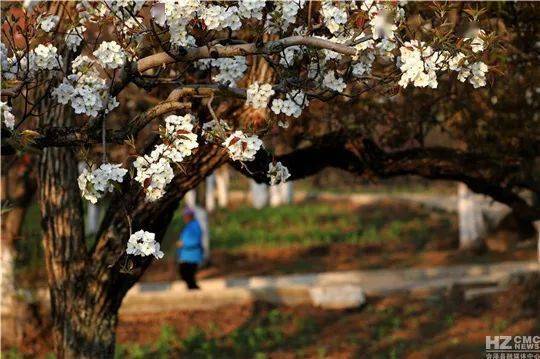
[232,135,540,222]
[137,35,371,73]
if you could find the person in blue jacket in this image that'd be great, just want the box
[177,207,204,290]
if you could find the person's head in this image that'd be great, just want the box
[182,207,195,223]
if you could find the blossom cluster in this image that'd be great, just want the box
[321,1,348,34]
[39,15,59,32]
[222,131,263,162]
[52,55,117,117]
[2,43,61,79]
[93,41,126,70]
[78,163,127,204]
[126,230,164,259]
[271,90,308,118]
[238,0,266,20]
[280,46,304,67]
[203,5,241,31]
[134,114,199,202]
[450,57,489,89]
[246,83,275,109]
[1,43,61,80]
[268,162,291,186]
[156,0,273,48]
[398,41,442,89]
[0,101,15,130]
[398,38,489,89]
[65,26,86,52]
[446,31,489,88]
[197,57,248,87]
[323,71,347,93]
[267,0,306,33]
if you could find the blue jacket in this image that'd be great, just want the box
[177,219,203,264]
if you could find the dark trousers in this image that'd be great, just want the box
[179,262,199,290]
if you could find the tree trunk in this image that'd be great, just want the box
[458,183,487,253]
[250,180,269,208]
[1,156,36,347]
[86,202,100,235]
[40,146,119,358]
[215,166,229,208]
[205,173,216,212]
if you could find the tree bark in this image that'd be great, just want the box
[250,180,269,209]
[215,166,229,208]
[457,183,488,253]
[40,145,119,358]
[205,173,216,212]
[1,155,36,347]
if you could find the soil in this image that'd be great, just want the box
[117,274,540,358]
[12,275,539,358]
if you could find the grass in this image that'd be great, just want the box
[161,202,447,253]
[15,200,455,283]
[115,309,298,358]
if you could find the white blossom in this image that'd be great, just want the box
[65,26,86,52]
[321,0,348,34]
[52,79,75,105]
[466,29,486,53]
[207,57,248,87]
[133,113,199,202]
[33,44,61,71]
[448,53,488,88]
[271,90,308,118]
[238,0,266,20]
[39,15,59,32]
[0,101,15,130]
[203,5,241,31]
[93,41,125,69]
[279,46,304,67]
[267,0,306,33]
[268,162,291,186]
[468,61,488,88]
[246,82,275,109]
[126,230,164,259]
[65,68,109,117]
[0,43,9,73]
[163,114,199,159]
[162,0,201,48]
[352,51,376,77]
[78,163,127,204]
[134,155,175,202]
[398,41,440,89]
[223,131,263,162]
[323,71,347,93]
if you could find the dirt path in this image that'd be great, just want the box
[121,261,539,313]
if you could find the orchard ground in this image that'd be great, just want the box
[10,274,540,358]
[7,179,538,358]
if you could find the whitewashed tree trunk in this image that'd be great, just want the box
[269,182,294,207]
[458,183,487,251]
[0,242,18,341]
[185,190,197,208]
[280,182,294,204]
[193,206,210,263]
[269,185,281,207]
[86,203,100,235]
[205,174,216,213]
[215,167,229,208]
[251,180,269,209]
